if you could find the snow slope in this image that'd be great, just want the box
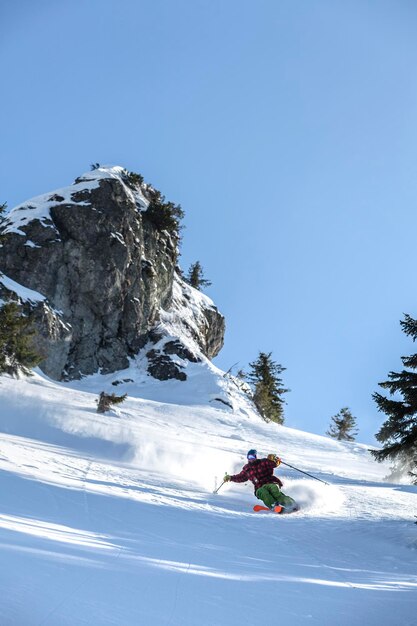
[0,369,416,626]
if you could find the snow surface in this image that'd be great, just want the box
[0,274,46,304]
[0,367,416,626]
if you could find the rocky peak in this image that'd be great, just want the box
[0,166,225,381]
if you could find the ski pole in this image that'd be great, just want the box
[280,460,329,485]
[213,480,226,494]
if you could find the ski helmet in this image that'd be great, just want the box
[247,449,257,460]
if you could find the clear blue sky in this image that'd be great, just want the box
[2,0,417,444]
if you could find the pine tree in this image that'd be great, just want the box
[121,169,144,190]
[247,352,289,424]
[143,187,184,236]
[371,314,417,481]
[0,301,42,376]
[185,261,212,290]
[326,407,358,441]
[96,391,127,413]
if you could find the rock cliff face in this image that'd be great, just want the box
[0,166,225,380]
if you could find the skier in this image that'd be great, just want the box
[224,449,298,513]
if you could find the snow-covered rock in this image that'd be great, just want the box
[0,166,225,380]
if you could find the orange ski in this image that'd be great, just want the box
[253,504,300,514]
[253,504,283,513]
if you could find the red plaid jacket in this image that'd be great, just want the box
[230,458,283,494]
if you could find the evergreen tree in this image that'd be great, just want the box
[97,391,127,413]
[326,407,358,441]
[121,169,144,190]
[247,352,289,424]
[0,301,42,376]
[143,187,184,236]
[371,314,417,481]
[186,261,212,290]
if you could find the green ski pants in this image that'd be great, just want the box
[255,483,296,509]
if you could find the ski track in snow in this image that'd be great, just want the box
[0,372,417,625]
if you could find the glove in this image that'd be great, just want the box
[224,473,232,482]
[267,454,282,467]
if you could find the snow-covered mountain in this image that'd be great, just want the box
[1,166,416,624]
[0,166,224,381]
[1,369,416,625]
